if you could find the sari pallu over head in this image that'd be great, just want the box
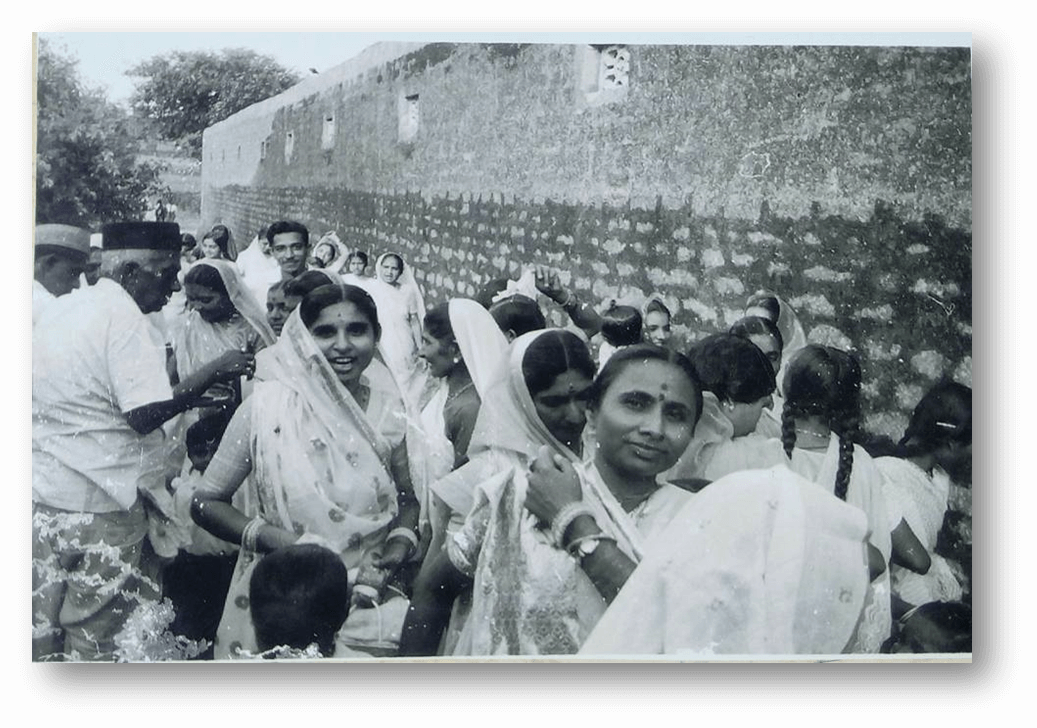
[246,307,400,571]
[213,304,409,659]
[418,300,509,505]
[745,291,807,395]
[173,259,276,370]
[452,330,651,655]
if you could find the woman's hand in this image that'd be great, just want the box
[533,264,568,305]
[525,445,583,525]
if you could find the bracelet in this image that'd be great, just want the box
[565,532,617,558]
[241,516,265,553]
[559,289,578,310]
[550,502,594,549]
[387,526,419,555]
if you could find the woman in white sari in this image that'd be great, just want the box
[192,283,421,658]
[689,345,894,653]
[416,299,508,550]
[163,260,276,482]
[401,340,702,656]
[744,291,807,437]
[366,252,426,403]
[877,381,971,608]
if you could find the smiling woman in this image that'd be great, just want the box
[191,283,421,657]
[400,339,703,656]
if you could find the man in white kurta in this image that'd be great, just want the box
[32,221,254,661]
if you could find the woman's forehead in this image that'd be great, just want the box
[608,360,696,400]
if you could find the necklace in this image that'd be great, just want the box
[447,381,475,403]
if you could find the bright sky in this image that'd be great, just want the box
[38,31,971,107]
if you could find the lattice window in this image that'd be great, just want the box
[321,114,336,150]
[599,45,630,90]
[284,131,295,164]
[578,44,631,107]
[398,94,419,143]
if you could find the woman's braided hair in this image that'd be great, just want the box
[780,345,862,501]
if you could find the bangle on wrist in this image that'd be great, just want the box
[241,516,265,553]
[557,289,574,308]
[550,502,594,549]
[387,526,419,556]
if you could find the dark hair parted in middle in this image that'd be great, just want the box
[728,315,784,353]
[184,261,230,298]
[521,329,596,398]
[687,333,776,404]
[589,343,704,430]
[299,283,381,341]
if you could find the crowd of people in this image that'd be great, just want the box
[31,218,972,661]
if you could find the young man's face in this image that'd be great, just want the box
[271,232,309,278]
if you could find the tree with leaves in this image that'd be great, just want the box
[35,38,161,228]
[128,49,300,158]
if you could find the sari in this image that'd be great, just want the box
[418,299,508,535]
[745,292,806,438]
[366,252,427,403]
[163,260,276,491]
[446,330,691,655]
[686,433,893,653]
[580,465,870,656]
[876,457,962,605]
[202,307,412,658]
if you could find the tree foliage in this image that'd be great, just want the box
[128,49,300,157]
[36,38,161,228]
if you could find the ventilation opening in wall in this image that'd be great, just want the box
[284,131,295,164]
[321,114,336,150]
[577,44,630,107]
[260,139,268,161]
[398,93,420,143]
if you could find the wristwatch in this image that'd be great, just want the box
[574,536,602,560]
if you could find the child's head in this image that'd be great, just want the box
[345,251,369,276]
[249,544,351,657]
[489,294,546,341]
[886,601,972,654]
[687,333,776,437]
[900,380,972,482]
[600,304,643,348]
[185,411,232,473]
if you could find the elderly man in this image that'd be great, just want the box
[32,222,254,661]
[33,223,91,325]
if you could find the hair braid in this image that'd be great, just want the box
[781,401,797,460]
[831,408,860,502]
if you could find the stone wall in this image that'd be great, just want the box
[206,183,970,440]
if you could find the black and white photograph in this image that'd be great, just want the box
[31,31,973,663]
